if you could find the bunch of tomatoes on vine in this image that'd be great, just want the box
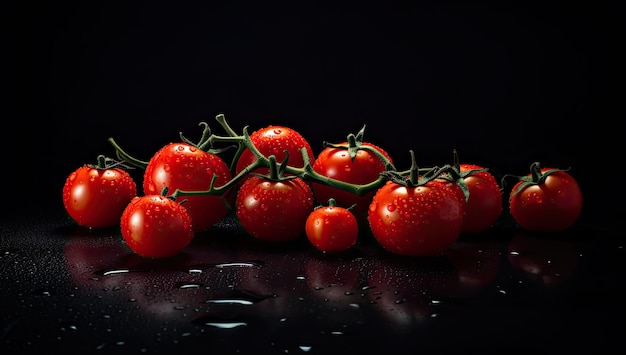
[62,113,583,258]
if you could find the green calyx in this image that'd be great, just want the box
[504,161,570,201]
[380,150,447,188]
[324,124,395,171]
[88,154,136,171]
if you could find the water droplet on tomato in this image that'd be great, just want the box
[273,128,282,135]
[344,165,351,172]
[386,204,396,212]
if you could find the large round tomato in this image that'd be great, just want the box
[63,158,137,229]
[443,163,503,234]
[368,179,463,256]
[235,175,314,242]
[120,194,194,258]
[311,141,392,224]
[305,198,359,253]
[143,143,232,233]
[508,163,582,232]
[235,125,315,180]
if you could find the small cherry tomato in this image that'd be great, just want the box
[120,194,194,258]
[305,198,359,253]
[507,162,582,233]
[63,155,137,229]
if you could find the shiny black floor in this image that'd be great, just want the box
[1,210,623,354]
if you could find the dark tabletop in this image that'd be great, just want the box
[1,208,624,354]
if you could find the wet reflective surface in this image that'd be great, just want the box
[1,211,624,354]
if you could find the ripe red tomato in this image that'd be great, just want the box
[311,139,393,224]
[235,175,314,242]
[368,179,463,256]
[443,163,503,234]
[508,162,582,232]
[120,194,194,258]
[143,143,232,233]
[305,198,359,253]
[235,125,315,180]
[63,157,137,229]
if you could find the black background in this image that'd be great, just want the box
[4,1,623,224]
[2,3,625,354]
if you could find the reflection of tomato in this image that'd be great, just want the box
[366,256,456,327]
[304,255,362,303]
[507,232,580,287]
[64,228,256,319]
[63,228,133,288]
[442,241,503,297]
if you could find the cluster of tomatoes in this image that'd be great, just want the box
[62,114,583,258]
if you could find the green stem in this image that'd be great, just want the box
[107,138,149,169]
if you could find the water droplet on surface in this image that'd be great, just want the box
[204,290,274,305]
[176,282,203,289]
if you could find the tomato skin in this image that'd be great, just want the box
[236,175,314,242]
[509,168,582,233]
[305,200,359,253]
[368,180,463,256]
[120,195,194,258]
[235,125,315,179]
[63,165,137,229]
[311,142,392,224]
[143,143,232,233]
[446,164,503,234]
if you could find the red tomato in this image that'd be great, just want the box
[63,157,137,229]
[443,164,503,234]
[235,175,314,242]
[368,179,463,256]
[235,125,315,180]
[143,143,232,233]
[305,198,359,253]
[508,162,582,232]
[311,140,393,224]
[120,194,194,258]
